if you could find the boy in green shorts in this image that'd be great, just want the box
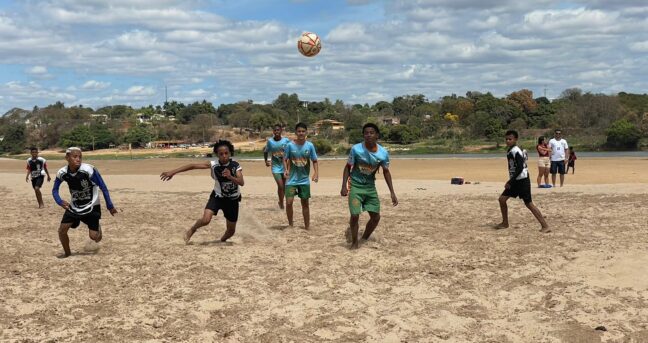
[341,123,398,249]
[263,124,290,209]
[283,122,318,229]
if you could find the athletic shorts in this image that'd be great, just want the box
[348,185,380,215]
[31,176,44,189]
[205,191,240,222]
[502,178,532,204]
[272,173,284,181]
[537,157,550,168]
[61,205,102,231]
[285,185,310,199]
[550,160,566,174]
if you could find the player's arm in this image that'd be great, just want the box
[160,162,211,181]
[382,164,398,206]
[223,167,245,186]
[52,177,70,210]
[310,144,319,183]
[283,147,291,178]
[341,164,351,196]
[508,152,526,184]
[25,168,30,182]
[91,169,117,215]
[263,142,271,167]
[44,161,51,182]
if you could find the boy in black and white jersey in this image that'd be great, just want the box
[25,147,51,208]
[52,147,118,257]
[496,130,550,233]
[161,140,245,244]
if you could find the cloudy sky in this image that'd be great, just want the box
[0,0,647,113]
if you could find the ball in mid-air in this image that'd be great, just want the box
[297,32,321,57]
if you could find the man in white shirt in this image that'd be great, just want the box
[548,129,569,187]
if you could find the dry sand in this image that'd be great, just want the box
[1,156,647,342]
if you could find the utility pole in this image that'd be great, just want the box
[544,85,547,98]
[165,85,168,104]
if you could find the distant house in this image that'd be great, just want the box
[380,116,400,126]
[136,113,151,124]
[313,119,345,135]
[300,101,314,108]
[91,114,108,124]
[149,140,187,148]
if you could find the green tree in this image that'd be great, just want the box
[386,125,421,144]
[312,138,333,155]
[0,123,26,154]
[606,119,641,149]
[60,125,94,150]
[124,125,154,148]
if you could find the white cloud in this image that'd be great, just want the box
[81,80,111,90]
[26,66,48,75]
[125,86,156,96]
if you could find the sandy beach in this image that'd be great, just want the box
[1,156,647,342]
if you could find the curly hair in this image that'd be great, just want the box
[213,139,235,155]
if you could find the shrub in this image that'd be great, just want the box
[606,119,641,149]
[312,138,333,155]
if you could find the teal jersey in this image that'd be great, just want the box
[347,143,390,188]
[265,137,290,173]
[284,141,318,186]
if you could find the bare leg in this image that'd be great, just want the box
[543,168,550,185]
[349,214,360,249]
[301,198,310,230]
[220,220,236,242]
[551,173,557,187]
[525,202,550,232]
[560,173,565,187]
[34,187,44,208]
[362,212,381,240]
[274,177,285,209]
[58,223,73,257]
[285,197,294,226]
[185,209,213,244]
[572,165,575,174]
[89,227,102,242]
[496,196,509,229]
[536,167,543,187]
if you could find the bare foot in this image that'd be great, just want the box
[38,204,45,209]
[57,252,71,259]
[184,228,196,244]
[350,241,359,250]
[494,223,509,230]
[540,227,552,233]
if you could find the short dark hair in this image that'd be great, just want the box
[554,129,562,133]
[537,136,545,145]
[295,122,307,131]
[505,130,519,139]
[273,123,283,129]
[213,139,235,155]
[362,123,380,136]
[30,147,38,152]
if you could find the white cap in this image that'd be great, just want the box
[65,147,82,154]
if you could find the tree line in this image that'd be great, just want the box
[1,89,647,155]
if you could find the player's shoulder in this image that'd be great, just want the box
[376,143,388,154]
[56,166,68,178]
[38,156,46,162]
[210,159,218,167]
[230,159,241,167]
[79,163,95,175]
[509,146,523,155]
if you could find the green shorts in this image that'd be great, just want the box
[285,185,311,199]
[273,173,284,181]
[348,185,380,215]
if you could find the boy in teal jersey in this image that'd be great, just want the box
[283,122,319,229]
[263,124,291,209]
[341,123,398,249]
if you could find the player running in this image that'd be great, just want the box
[263,124,290,209]
[52,147,118,258]
[161,140,244,244]
[25,147,51,208]
[283,122,318,230]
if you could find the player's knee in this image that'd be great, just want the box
[58,225,69,234]
[201,216,212,225]
[301,200,309,208]
[89,231,102,242]
[498,196,507,204]
[371,213,381,222]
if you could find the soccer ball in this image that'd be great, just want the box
[297,32,321,57]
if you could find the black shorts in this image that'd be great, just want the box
[550,160,565,174]
[205,191,240,222]
[502,178,532,204]
[61,205,102,231]
[31,176,44,189]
